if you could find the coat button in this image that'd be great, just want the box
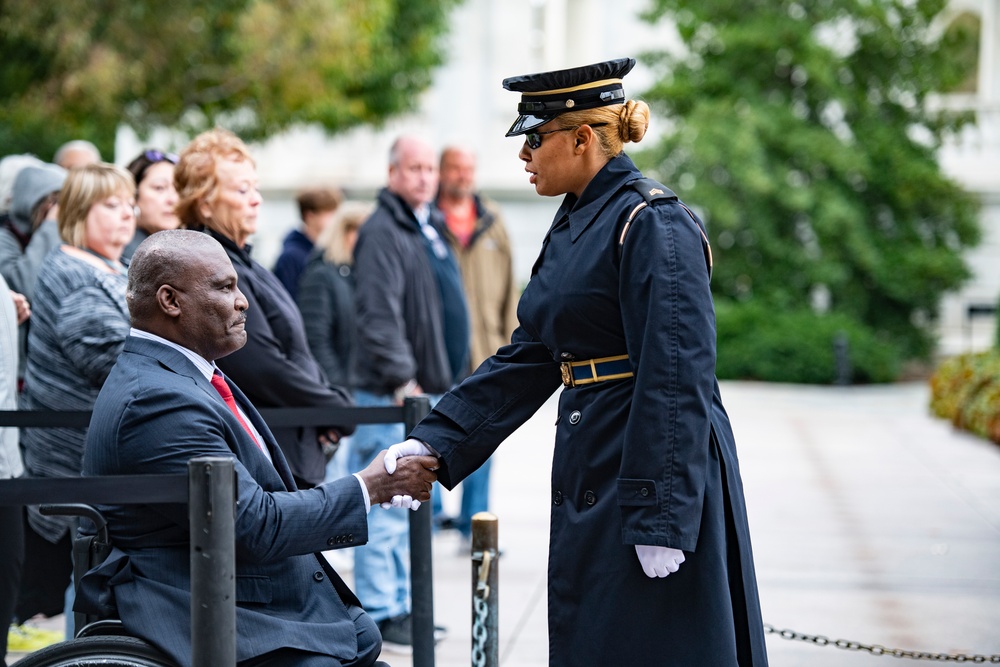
[560,352,575,360]
[640,487,650,498]
[347,534,354,543]
[569,410,582,425]
[326,537,336,547]
[313,571,325,582]
[584,490,596,506]
[553,490,563,506]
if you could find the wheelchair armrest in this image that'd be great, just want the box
[39,503,109,541]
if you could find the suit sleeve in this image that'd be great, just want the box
[108,380,368,563]
[408,326,562,488]
[617,201,716,552]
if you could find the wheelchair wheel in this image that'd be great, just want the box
[13,635,176,667]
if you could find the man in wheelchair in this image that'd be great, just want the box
[71,230,436,667]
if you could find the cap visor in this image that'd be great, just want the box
[505,114,553,137]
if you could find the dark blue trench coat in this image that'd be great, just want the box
[410,154,768,666]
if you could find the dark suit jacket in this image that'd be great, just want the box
[80,335,370,666]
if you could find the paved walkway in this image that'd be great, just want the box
[405,381,1000,666]
[11,381,1000,666]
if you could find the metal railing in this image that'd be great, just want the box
[0,396,435,667]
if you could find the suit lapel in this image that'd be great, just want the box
[228,379,299,490]
[124,336,299,491]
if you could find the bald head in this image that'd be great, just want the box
[127,230,248,361]
[387,136,438,210]
[127,230,222,324]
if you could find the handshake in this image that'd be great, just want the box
[355,439,438,511]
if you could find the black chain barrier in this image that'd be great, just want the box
[764,624,1000,663]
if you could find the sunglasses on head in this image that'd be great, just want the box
[524,123,608,150]
[143,149,179,164]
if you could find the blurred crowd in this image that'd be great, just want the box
[0,130,520,662]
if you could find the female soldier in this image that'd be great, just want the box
[389,58,768,665]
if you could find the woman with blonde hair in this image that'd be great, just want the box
[174,128,354,488]
[14,163,135,634]
[391,58,768,665]
[298,201,372,389]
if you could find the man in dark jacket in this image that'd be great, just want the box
[349,135,468,651]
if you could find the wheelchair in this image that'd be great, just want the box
[13,504,176,667]
[15,504,390,667]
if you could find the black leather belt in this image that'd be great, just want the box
[560,354,633,387]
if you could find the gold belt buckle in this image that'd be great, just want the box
[560,362,575,387]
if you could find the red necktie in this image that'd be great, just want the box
[210,371,265,453]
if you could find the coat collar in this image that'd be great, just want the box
[124,334,204,381]
[123,335,227,412]
[377,188,446,233]
[204,228,253,267]
[554,153,641,243]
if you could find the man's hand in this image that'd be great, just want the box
[635,545,686,578]
[384,438,435,474]
[357,450,437,510]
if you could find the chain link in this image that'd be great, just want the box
[471,550,494,667]
[472,596,489,667]
[764,624,1000,663]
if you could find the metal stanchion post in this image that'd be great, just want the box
[189,456,236,667]
[404,396,435,667]
[471,512,499,667]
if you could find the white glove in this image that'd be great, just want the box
[380,495,422,511]
[635,545,686,578]
[383,438,434,474]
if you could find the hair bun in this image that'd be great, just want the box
[618,100,650,144]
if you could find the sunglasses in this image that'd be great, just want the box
[143,149,179,164]
[524,123,608,150]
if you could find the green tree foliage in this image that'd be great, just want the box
[636,0,981,364]
[0,0,460,159]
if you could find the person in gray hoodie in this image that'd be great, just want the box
[0,162,66,386]
[0,163,67,304]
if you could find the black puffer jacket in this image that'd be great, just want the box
[352,189,453,395]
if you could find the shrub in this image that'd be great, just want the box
[929,350,1000,445]
[714,301,900,384]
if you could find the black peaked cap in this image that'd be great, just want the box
[502,57,636,136]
